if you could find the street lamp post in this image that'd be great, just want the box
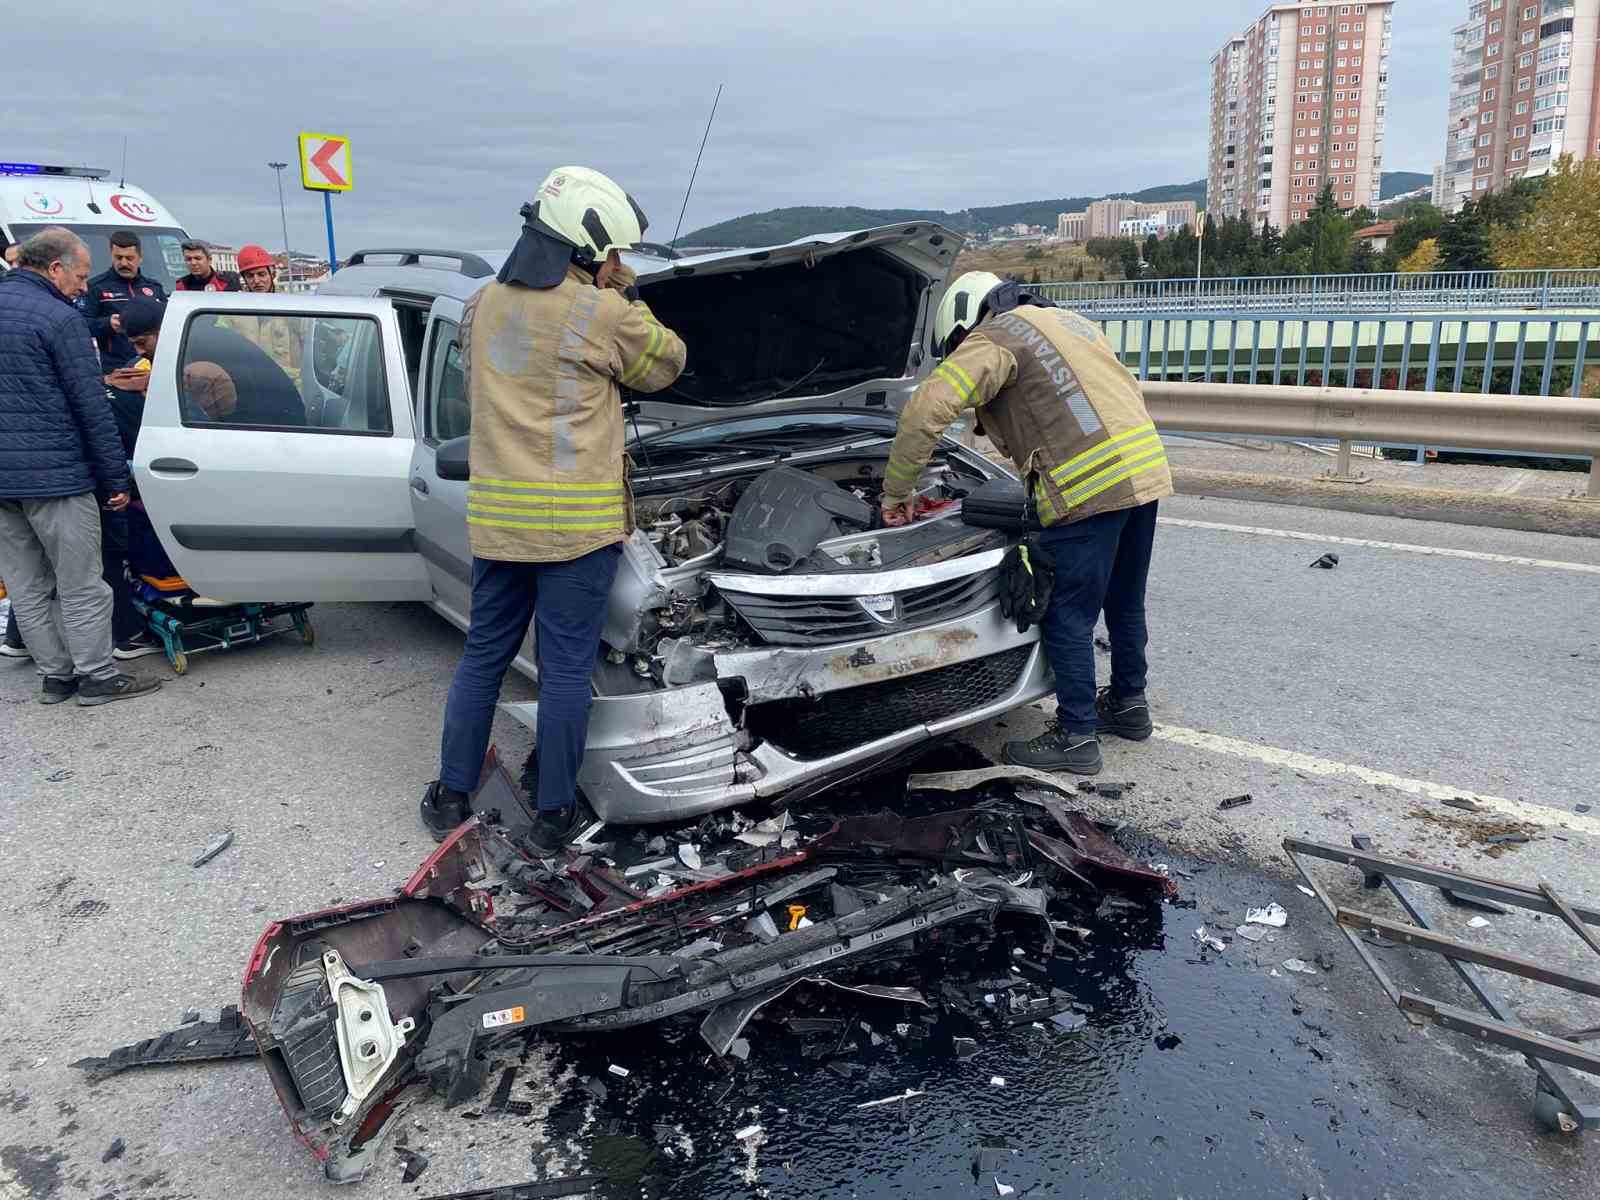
[268,161,292,289]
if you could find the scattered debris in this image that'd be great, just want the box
[1155,1033,1183,1050]
[606,1064,630,1079]
[995,1177,1017,1197]
[394,1146,430,1184]
[1314,951,1335,972]
[101,1137,125,1163]
[1218,794,1253,811]
[1194,926,1227,953]
[1577,804,1592,814]
[1283,958,1320,975]
[856,1088,925,1110]
[953,1037,979,1060]
[1246,903,1288,928]
[179,1009,200,1025]
[734,1124,764,1142]
[1441,797,1482,813]
[44,769,73,783]
[1308,552,1340,569]
[1361,932,1398,949]
[1485,833,1530,846]
[1467,916,1491,929]
[989,1075,1007,1087]
[1441,888,1510,915]
[417,1175,608,1199]
[678,843,702,871]
[190,831,234,868]
[1296,885,1316,898]
[1051,1010,1087,1032]
[1234,925,1268,943]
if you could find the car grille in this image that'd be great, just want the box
[719,570,1001,647]
[745,645,1032,760]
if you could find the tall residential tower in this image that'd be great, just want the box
[1208,2,1395,230]
[1433,0,1600,213]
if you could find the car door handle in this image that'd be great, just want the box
[149,457,199,476]
[410,476,429,495]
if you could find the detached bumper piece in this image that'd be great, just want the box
[1287,835,1600,1135]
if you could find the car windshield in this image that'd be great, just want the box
[55,224,190,292]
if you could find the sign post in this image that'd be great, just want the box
[296,131,353,274]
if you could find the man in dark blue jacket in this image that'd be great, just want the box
[0,228,161,706]
[80,230,167,368]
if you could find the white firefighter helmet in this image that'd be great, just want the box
[933,270,1004,355]
[524,166,649,265]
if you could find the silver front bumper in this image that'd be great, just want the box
[500,600,1050,824]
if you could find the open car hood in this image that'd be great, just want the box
[626,223,964,429]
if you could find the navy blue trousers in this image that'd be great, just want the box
[439,545,621,811]
[1037,500,1158,734]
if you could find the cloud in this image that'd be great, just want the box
[7,0,1460,253]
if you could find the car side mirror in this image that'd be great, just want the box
[435,435,470,481]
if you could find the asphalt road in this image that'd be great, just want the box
[2,493,1599,1198]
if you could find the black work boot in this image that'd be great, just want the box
[77,672,161,706]
[1096,687,1153,741]
[420,781,471,842]
[519,806,578,858]
[1002,726,1103,775]
[40,675,78,705]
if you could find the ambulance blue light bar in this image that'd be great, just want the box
[0,163,110,179]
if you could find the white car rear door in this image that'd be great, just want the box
[134,292,431,602]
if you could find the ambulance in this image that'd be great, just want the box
[0,161,191,288]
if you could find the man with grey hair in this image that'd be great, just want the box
[0,227,161,705]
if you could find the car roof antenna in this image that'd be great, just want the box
[119,136,128,188]
[669,83,723,254]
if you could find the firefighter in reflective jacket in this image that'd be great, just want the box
[421,167,687,852]
[880,271,1172,776]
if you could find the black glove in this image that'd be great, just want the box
[998,536,1054,633]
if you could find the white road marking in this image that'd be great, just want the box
[1151,722,1600,835]
[1158,516,1600,575]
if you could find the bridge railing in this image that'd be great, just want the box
[1035,269,1600,313]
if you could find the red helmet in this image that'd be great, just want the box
[238,244,274,273]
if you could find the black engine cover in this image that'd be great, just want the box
[722,466,875,573]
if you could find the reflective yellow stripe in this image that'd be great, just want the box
[468,514,625,531]
[884,457,922,484]
[935,360,978,403]
[1049,422,1156,483]
[467,489,620,509]
[1052,433,1162,491]
[469,476,623,493]
[468,502,624,520]
[620,317,664,386]
[1059,446,1168,509]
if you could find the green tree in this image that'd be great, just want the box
[1348,240,1379,274]
[1117,240,1141,280]
[1490,156,1600,269]
[1381,204,1444,271]
[1282,185,1354,274]
[1438,198,1491,271]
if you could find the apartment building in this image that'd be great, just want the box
[1433,0,1600,213]
[1056,211,1087,240]
[1208,2,1395,230]
[1086,197,1199,238]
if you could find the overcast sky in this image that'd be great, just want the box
[10,0,1462,255]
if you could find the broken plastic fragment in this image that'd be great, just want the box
[995,1177,1016,1197]
[101,1137,126,1163]
[1246,903,1288,928]
[1218,794,1253,811]
[989,1075,1006,1087]
[735,1123,764,1142]
[607,1063,630,1079]
[1234,925,1268,943]
[191,831,234,868]
[1308,552,1340,569]
[1283,958,1319,975]
[1296,885,1316,898]
[679,843,703,871]
[1050,1011,1087,1033]
[1193,925,1227,953]
[855,1088,925,1110]
[953,1037,979,1060]
[1468,916,1491,929]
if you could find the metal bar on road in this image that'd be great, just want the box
[1540,883,1600,962]
[1398,993,1600,1080]
[1334,908,1600,998]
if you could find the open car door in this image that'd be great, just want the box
[133,292,431,602]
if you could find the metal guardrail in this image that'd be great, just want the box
[1036,269,1600,314]
[1143,379,1600,497]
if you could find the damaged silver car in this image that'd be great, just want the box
[134,226,1052,823]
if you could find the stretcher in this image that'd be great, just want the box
[130,575,314,675]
